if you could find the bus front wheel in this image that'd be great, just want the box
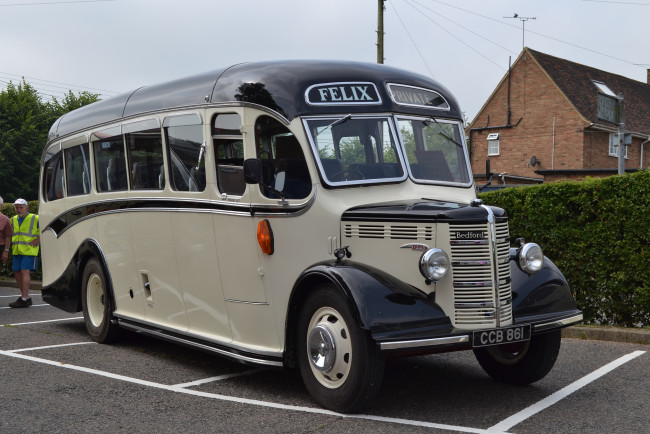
[297,284,384,413]
[473,329,561,385]
[81,258,120,343]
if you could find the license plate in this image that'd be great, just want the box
[472,324,531,348]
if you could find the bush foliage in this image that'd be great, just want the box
[479,171,650,327]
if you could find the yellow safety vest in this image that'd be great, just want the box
[11,213,40,256]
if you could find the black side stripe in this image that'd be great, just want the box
[45,198,308,237]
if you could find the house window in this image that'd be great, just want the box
[592,80,617,97]
[487,133,499,156]
[609,133,628,158]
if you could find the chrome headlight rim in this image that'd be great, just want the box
[517,242,544,274]
[419,248,450,282]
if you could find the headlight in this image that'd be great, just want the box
[419,248,449,282]
[517,242,544,274]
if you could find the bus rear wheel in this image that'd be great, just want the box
[473,329,561,385]
[81,258,120,343]
[297,285,384,413]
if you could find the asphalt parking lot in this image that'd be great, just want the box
[1,286,648,433]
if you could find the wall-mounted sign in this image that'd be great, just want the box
[388,84,450,110]
[305,82,381,105]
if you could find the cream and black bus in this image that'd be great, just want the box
[40,61,582,412]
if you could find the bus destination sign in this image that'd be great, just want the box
[388,84,450,110]
[306,82,381,105]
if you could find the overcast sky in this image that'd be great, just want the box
[1,0,649,123]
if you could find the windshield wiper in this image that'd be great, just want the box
[424,118,463,148]
[316,114,352,137]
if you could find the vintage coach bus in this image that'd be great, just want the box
[39,61,582,412]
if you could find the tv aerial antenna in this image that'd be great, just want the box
[504,13,536,49]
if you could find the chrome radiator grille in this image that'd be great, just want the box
[450,221,512,327]
[344,223,433,240]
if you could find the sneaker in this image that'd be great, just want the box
[9,297,32,308]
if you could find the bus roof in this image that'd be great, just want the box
[48,60,463,142]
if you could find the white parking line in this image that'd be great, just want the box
[0,304,50,309]
[0,349,498,433]
[8,341,96,353]
[172,368,266,388]
[0,293,41,298]
[1,317,84,327]
[489,350,646,432]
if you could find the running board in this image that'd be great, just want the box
[117,318,284,367]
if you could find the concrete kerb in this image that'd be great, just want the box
[2,281,648,345]
[562,325,649,345]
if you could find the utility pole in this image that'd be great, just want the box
[377,0,385,64]
[504,14,536,49]
[618,94,626,175]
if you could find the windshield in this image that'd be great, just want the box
[305,115,471,186]
[397,117,470,184]
[305,116,405,184]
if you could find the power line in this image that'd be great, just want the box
[429,0,646,69]
[388,1,435,77]
[402,0,506,71]
[0,71,119,95]
[0,0,116,7]
[409,0,516,55]
[581,0,650,5]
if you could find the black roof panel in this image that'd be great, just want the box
[48,61,462,142]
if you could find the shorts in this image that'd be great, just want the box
[12,255,39,272]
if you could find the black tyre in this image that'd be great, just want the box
[473,329,561,385]
[297,284,385,413]
[81,258,121,343]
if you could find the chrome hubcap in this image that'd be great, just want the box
[306,307,352,389]
[308,324,336,372]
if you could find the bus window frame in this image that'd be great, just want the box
[123,118,164,191]
[395,115,473,187]
[163,112,207,193]
[302,114,407,188]
[91,125,128,193]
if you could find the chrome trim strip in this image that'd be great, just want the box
[118,321,283,367]
[533,313,584,332]
[455,302,494,308]
[453,280,492,287]
[114,313,281,358]
[480,204,501,327]
[452,260,491,266]
[224,299,269,305]
[450,239,489,245]
[380,335,470,351]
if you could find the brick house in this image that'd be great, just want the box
[466,47,650,184]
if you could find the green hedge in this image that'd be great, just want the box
[1,200,41,279]
[479,171,650,327]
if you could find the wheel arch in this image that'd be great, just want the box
[41,238,115,314]
[283,260,449,367]
[510,250,579,318]
[284,263,357,368]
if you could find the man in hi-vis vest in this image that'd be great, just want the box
[9,199,39,308]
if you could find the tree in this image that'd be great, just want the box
[0,80,99,201]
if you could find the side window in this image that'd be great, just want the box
[213,113,245,196]
[126,128,164,190]
[255,116,311,199]
[164,115,205,192]
[93,129,128,192]
[43,150,65,201]
[64,143,91,196]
